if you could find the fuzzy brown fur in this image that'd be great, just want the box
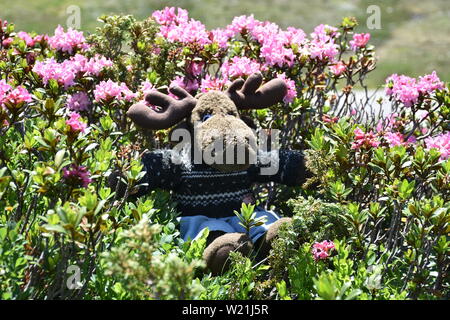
[254,217,293,262]
[190,91,257,172]
[203,232,253,275]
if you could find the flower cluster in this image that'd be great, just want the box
[330,61,346,76]
[425,132,450,160]
[66,92,91,112]
[276,73,297,103]
[312,240,335,261]
[66,112,87,133]
[385,71,444,107]
[62,164,92,188]
[48,25,89,54]
[220,56,262,79]
[225,16,299,67]
[33,54,112,88]
[352,127,380,150]
[349,33,370,51]
[93,80,136,103]
[17,31,35,47]
[383,131,416,148]
[0,80,32,107]
[140,80,155,97]
[151,9,371,104]
[199,75,229,93]
[153,7,211,47]
[307,24,339,61]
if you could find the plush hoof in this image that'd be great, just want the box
[255,217,292,262]
[203,233,253,275]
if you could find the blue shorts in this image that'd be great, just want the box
[178,208,280,243]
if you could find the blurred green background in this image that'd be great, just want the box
[2,0,449,87]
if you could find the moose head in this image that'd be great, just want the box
[127,72,287,172]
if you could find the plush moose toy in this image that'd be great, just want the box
[111,72,310,275]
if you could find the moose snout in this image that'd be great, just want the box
[195,116,257,172]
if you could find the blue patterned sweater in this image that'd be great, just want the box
[137,149,308,218]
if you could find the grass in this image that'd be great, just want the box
[2,0,449,87]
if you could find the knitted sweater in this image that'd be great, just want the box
[138,149,308,218]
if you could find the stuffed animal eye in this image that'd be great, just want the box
[202,114,212,122]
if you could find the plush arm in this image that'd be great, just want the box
[108,151,181,199]
[247,149,312,186]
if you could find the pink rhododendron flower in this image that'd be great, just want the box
[308,38,339,61]
[200,75,229,93]
[63,164,92,188]
[226,14,259,35]
[140,80,156,97]
[322,114,339,123]
[310,24,339,41]
[276,73,297,103]
[417,71,445,94]
[48,25,89,54]
[385,74,419,107]
[66,112,87,133]
[425,132,450,160]
[250,21,296,67]
[94,80,137,102]
[250,21,280,43]
[187,61,204,77]
[385,72,444,107]
[0,80,12,104]
[165,19,212,46]
[152,7,188,25]
[2,37,13,48]
[221,56,261,79]
[74,54,113,76]
[0,80,32,106]
[154,8,211,47]
[33,34,49,44]
[312,240,335,261]
[67,92,91,112]
[350,33,370,51]
[245,20,297,68]
[330,61,346,76]
[33,54,112,89]
[283,27,307,47]
[352,127,380,150]
[4,86,32,105]
[33,58,76,88]
[384,131,407,147]
[169,76,199,95]
[210,28,233,49]
[260,39,295,67]
[17,31,35,47]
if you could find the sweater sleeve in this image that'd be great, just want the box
[131,151,182,197]
[247,149,310,186]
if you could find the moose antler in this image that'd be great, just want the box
[126,86,197,130]
[226,72,287,110]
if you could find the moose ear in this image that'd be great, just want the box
[226,72,288,110]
